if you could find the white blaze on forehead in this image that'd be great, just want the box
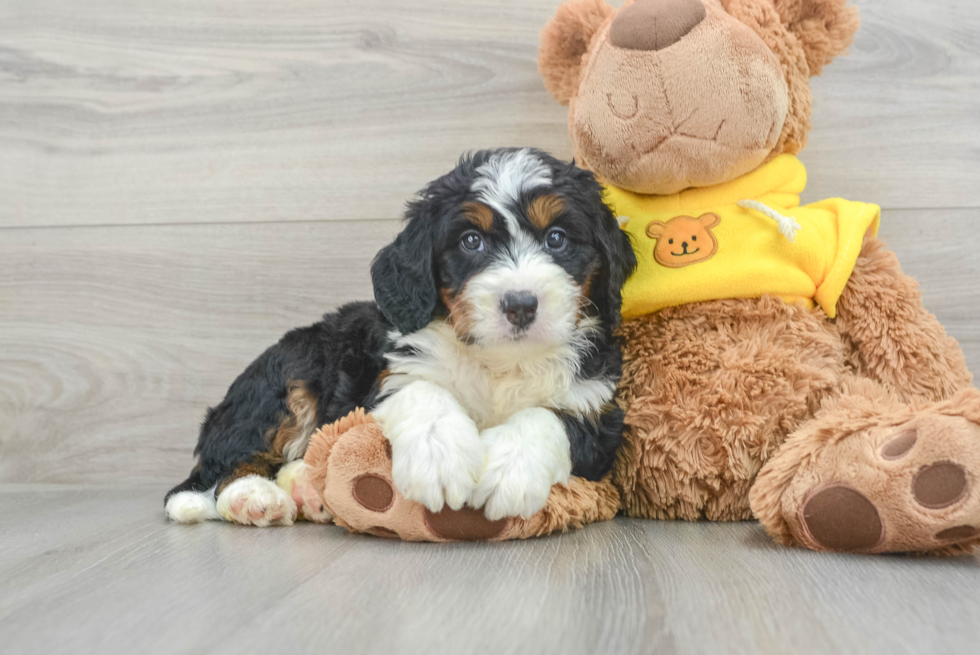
[461,150,582,353]
[471,149,552,233]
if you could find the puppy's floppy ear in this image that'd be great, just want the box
[594,209,637,329]
[538,0,614,105]
[565,164,636,328]
[370,201,438,335]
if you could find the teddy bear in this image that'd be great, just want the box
[287,0,980,554]
[536,0,980,554]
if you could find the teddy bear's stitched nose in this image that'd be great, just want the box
[610,0,707,51]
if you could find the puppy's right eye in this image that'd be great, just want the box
[460,231,484,253]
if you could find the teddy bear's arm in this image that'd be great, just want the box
[836,237,971,403]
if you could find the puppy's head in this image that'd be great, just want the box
[371,148,636,346]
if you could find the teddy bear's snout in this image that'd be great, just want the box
[610,0,707,52]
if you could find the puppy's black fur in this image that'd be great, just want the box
[166,148,635,511]
[177,302,389,494]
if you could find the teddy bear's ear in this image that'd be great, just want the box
[774,0,860,76]
[538,0,614,105]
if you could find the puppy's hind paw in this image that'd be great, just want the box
[165,490,220,523]
[217,475,297,527]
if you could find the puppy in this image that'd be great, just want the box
[165,148,636,526]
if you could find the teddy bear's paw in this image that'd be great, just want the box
[344,460,509,541]
[216,475,297,527]
[313,412,616,541]
[316,416,511,541]
[793,415,980,554]
[276,461,333,524]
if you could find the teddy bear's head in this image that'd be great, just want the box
[539,0,859,195]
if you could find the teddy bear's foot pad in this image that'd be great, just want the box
[792,415,980,554]
[423,507,508,541]
[310,424,514,541]
[345,470,508,541]
[800,484,884,551]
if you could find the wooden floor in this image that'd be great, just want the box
[2,486,979,655]
[2,0,980,652]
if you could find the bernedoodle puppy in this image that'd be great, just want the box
[165,148,636,526]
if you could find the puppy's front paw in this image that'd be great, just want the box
[470,410,572,521]
[390,413,485,513]
[216,475,297,527]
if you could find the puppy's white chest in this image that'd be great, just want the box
[383,324,577,430]
[465,364,567,429]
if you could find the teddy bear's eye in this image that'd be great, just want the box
[692,235,697,241]
[668,239,674,244]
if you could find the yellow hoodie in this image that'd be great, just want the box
[605,155,881,319]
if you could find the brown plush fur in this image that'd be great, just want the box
[836,237,972,404]
[302,407,373,505]
[772,0,861,75]
[283,0,978,551]
[613,237,980,553]
[719,0,813,158]
[568,0,791,193]
[539,0,860,192]
[745,239,978,554]
[505,476,620,539]
[540,0,980,554]
[538,0,614,105]
[615,296,845,520]
[724,0,859,153]
[750,381,980,556]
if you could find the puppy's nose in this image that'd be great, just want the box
[609,0,707,51]
[501,292,538,330]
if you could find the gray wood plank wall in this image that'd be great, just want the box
[2,0,979,486]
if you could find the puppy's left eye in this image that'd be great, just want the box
[544,228,568,252]
[460,231,485,253]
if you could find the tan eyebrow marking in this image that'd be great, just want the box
[462,202,493,231]
[528,194,565,230]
